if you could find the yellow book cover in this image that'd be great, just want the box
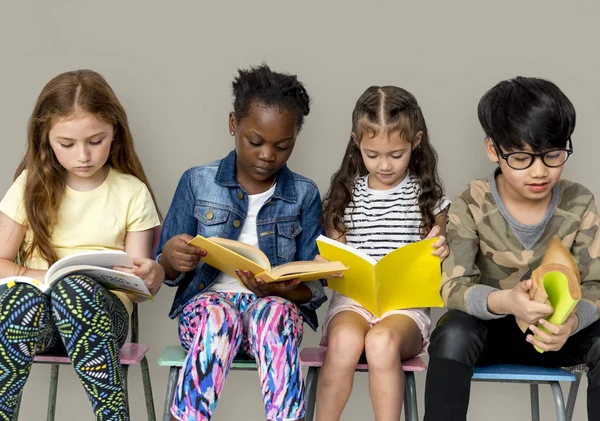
[516,237,581,353]
[187,235,347,283]
[316,235,444,317]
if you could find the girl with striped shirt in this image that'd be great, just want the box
[316,86,450,421]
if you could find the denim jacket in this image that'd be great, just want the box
[156,150,327,330]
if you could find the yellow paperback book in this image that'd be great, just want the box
[187,235,347,283]
[516,237,581,353]
[316,235,444,317]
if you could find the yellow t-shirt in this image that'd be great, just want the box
[0,167,161,314]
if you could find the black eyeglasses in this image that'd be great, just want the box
[492,139,573,170]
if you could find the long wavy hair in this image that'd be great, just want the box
[321,86,445,238]
[14,69,161,267]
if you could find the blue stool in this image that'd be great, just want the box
[472,365,576,421]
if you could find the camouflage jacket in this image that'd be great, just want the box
[441,174,600,331]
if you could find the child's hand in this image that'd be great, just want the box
[526,312,579,352]
[506,279,554,324]
[314,254,343,278]
[425,225,449,261]
[162,234,205,273]
[114,258,165,296]
[236,269,301,298]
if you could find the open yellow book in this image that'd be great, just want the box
[516,237,581,353]
[187,235,347,283]
[316,235,443,317]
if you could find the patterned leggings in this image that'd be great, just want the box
[0,275,129,421]
[173,292,305,421]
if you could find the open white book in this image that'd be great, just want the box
[0,250,152,300]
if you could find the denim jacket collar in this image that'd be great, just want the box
[215,150,296,203]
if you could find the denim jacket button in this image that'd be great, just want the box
[205,211,214,220]
[233,220,241,228]
[198,282,205,290]
[237,192,244,200]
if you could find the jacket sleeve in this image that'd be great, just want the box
[571,195,600,333]
[155,169,197,286]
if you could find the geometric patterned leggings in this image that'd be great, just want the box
[172,292,305,421]
[0,275,129,421]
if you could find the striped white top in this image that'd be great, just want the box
[344,174,450,261]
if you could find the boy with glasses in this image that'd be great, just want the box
[424,77,600,421]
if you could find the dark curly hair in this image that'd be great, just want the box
[231,64,310,131]
[321,86,445,238]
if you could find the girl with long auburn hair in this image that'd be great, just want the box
[0,69,163,421]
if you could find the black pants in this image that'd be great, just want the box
[424,310,600,421]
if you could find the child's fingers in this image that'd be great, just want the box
[314,254,328,263]
[113,266,135,274]
[526,300,554,317]
[431,247,444,256]
[528,325,555,344]
[285,278,301,288]
[433,236,446,248]
[431,244,449,257]
[179,244,205,256]
[526,334,551,352]
[425,225,440,239]
[538,319,561,335]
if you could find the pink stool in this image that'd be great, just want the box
[13,306,156,421]
[300,347,426,421]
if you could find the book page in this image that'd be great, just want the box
[48,266,151,298]
[45,250,133,285]
[212,238,271,268]
[316,235,379,315]
[376,238,443,315]
[264,260,348,283]
[188,235,269,279]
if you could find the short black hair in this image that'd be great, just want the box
[477,76,575,151]
[232,64,311,131]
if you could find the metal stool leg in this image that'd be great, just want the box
[163,367,180,421]
[304,367,319,421]
[13,392,22,421]
[140,355,156,421]
[550,381,567,421]
[404,371,418,421]
[122,364,130,417]
[47,364,59,421]
[565,374,582,421]
[530,384,540,421]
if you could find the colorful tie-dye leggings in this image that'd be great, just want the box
[173,292,305,421]
[0,275,129,421]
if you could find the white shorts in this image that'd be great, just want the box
[321,292,431,356]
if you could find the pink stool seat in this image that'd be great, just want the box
[300,346,426,371]
[33,343,150,365]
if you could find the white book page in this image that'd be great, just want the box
[48,266,151,298]
[45,251,133,285]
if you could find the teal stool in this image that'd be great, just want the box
[158,346,257,421]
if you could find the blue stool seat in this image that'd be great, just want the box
[472,364,578,421]
[473,364,576,382]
